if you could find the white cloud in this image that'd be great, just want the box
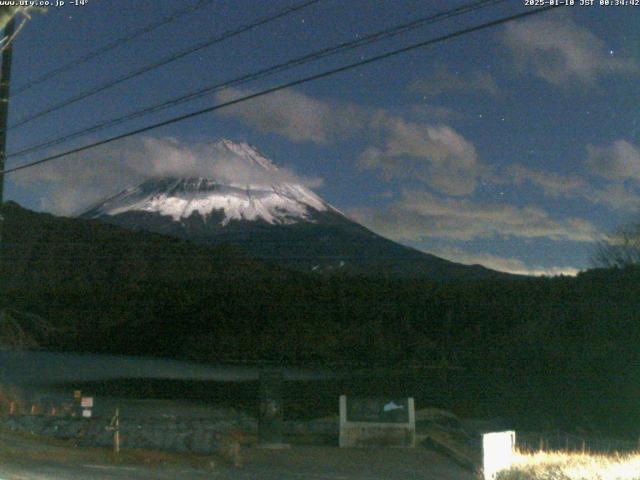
[359,114,485,196]
[427,246,580,277]
[13,136,321,216]
[503,14,638,85]
[215,87,366,144]
[349,190,598,243]
[214,87,484,196]
[493,162,640,212]
[499,164,587,197]
[586,139,640,181]
[587,183,640,211]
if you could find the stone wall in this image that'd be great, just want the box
[1,412,257,454]
[1,411,344,451]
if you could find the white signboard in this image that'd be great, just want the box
[82,409,92,418]
[80,397,93,408]
[483,431,516,480]
[339,395,416,447]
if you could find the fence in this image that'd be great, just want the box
[516,430,638,454]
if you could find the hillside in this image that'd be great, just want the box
[0,201,283,290]
[1,202,640,439]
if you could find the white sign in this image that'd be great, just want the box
[483,431,516,480]
[339,395,416,448]
[80,397,93,408]
[82,409,92,418]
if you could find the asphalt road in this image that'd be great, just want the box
[0,455,474,480]
[0,462,215,480]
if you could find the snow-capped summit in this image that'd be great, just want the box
[83,140,330,226]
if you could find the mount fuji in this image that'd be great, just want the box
[81,140,511,280]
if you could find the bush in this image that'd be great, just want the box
[496,451,640,480]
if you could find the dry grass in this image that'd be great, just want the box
[496,450,640,480]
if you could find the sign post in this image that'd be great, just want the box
[80,396,93,418]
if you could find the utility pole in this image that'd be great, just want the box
[0,17,15,241]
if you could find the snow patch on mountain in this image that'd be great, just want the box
[103,180,328,225]
[83,141,330,225]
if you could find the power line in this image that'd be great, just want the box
[8,0,507,160]
[0,4,558,177]
[12,0,215,97]
[5,0,324,131]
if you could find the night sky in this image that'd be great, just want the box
[4,0,639,276]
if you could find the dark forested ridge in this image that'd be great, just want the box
[1,202,640,438]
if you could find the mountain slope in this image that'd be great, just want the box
[0,201,281,291]
[81,140,514,280]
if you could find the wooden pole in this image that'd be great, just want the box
[114,407,120,454]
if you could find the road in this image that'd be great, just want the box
[0,428,475,480]
[0,462,215,480]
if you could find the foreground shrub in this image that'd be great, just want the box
[496,451,640,480]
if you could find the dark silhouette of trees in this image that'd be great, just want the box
[592,222,640,268]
